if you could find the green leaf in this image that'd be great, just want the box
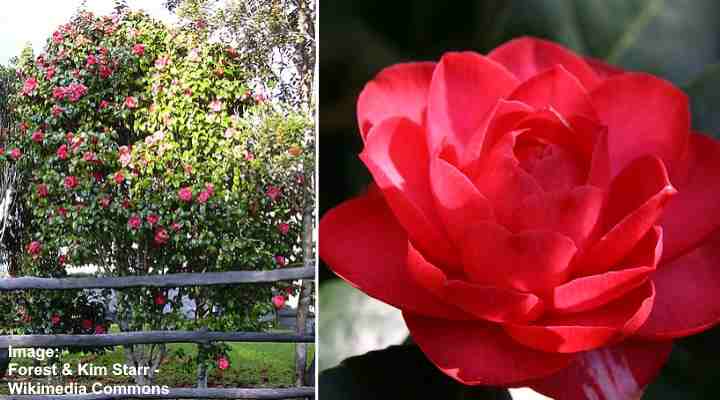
[495,0,720,84]
[318,279,408,372]
[319,345,511,400]
[683,64,720,137]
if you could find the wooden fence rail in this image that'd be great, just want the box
[0,386,316,399]
[0,331,314,348]
[0,267,314,291]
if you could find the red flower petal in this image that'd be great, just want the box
[553,227,662,313]
[319,187,466,320]
[528,340,672,400]
[508,64,597,119]
[405,249,543,324]
[504,282,655,353]
[577,156,676,276]
[506,186,604,247]
[357,62,435,140]
[427,51,519,159]
[660,132,720,261]
[462,99,532,167]
[637,228,720,339]
[488,37,600,90]
[404,311,573,385]
[360,117,458,268]
[461,222,577,295]
[590,72,690,180]
[429,157,493,245]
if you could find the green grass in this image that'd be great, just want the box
[1,340,314,393]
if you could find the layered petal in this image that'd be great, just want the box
[590,73,690,180]
[429,157,493,245]
[488,37,600,90]
[504,282,655,353]
[461,222,577,295]
[528,340,673,400]
[406,248,544,324]
[660,132,720,261]
[319,187,467,320]
[508,64,597,119]
[360,117,458,267]
[637,227,720,339]
[577,156,676,276]
[427,51,519,159]
[552,227,662,313]
[506,186,604,249]
[357,62,435,140]
[404,312,573,385]
[463,99,532,167]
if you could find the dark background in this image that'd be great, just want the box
[319,0,720,397]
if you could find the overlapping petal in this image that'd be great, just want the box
[357,62,435,140]
[504,282,655,353]
[405,312,574,385]
[319,186,467,320]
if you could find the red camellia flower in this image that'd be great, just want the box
[46,66,55,80]
[132,43,145,56]
[56,144,68,160]
[22,77,37,95]
[99,196,111,209]
[147,214,160,226]
[52,30,63,44]
[99,65,113,79]
[52,86,66,100]
[278,223,290,235]
[320,37,720,399]
[81,319,93,330]
[36,183,49,198]
[52,105,63,117]
[154,228,170,245]
[274,255,287,267]
[31,130,44,143]
[124,96,138,109]
[58,255,66,265]
[217,356,230,370]
[114,171,125,185]
[26,241,42,257]
[128,215,142,230]
[64,175,78,190]
[57,207,68,218]
[99,99,109,109]
[197,190,210,204]
[272,295,286,310]
[266,186,281,201]
[10,148,22,160]
[154,293,166,306]
[178,186,193,202]
[94,324,106,334]
[51,313,61,326]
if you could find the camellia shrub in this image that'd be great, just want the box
[0,7,310,380]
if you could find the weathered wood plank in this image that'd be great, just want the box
[0,331,314,347]
[0,386,315,399]
[0,267,314,291]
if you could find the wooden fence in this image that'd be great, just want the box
[0,267,316,399]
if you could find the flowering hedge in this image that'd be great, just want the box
[0,8,310,372]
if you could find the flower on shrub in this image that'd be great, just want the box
[52,105,63,117]
[155,55,170,69]
[178,186,193,202]
[320,37,720,398]
[99,65,112,79]
[52,30,63,44]
[10,148,21,160]
[154,293,166,306]
[22,77,37,95]
[56,144,68,160]
[197,190,210,204]
[274,255,286,267]
[64,175,78,190]
[81,319,93,330]
[266,186,281,201]
[154,228,169,245]
[272,295,285,310]
[46,66,55,80]
[114,171,125,185]
[132,43,145,56]
[30,130,44,143]
[36,184,48,198]
[26,241,42,257]
[124,96,138,109]
[99,196,111,208]
[209,99,223,112]
[128,215,142,230]
[277,223,290,235]
[217,356,230,370]
[51,314,61,326]
[94,324,106,334]
[147,214,159,226]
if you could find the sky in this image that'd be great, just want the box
[0,0,176,66]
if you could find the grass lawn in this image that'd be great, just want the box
[1,334,315,392]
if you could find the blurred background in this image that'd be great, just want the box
[319,0,720,398]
